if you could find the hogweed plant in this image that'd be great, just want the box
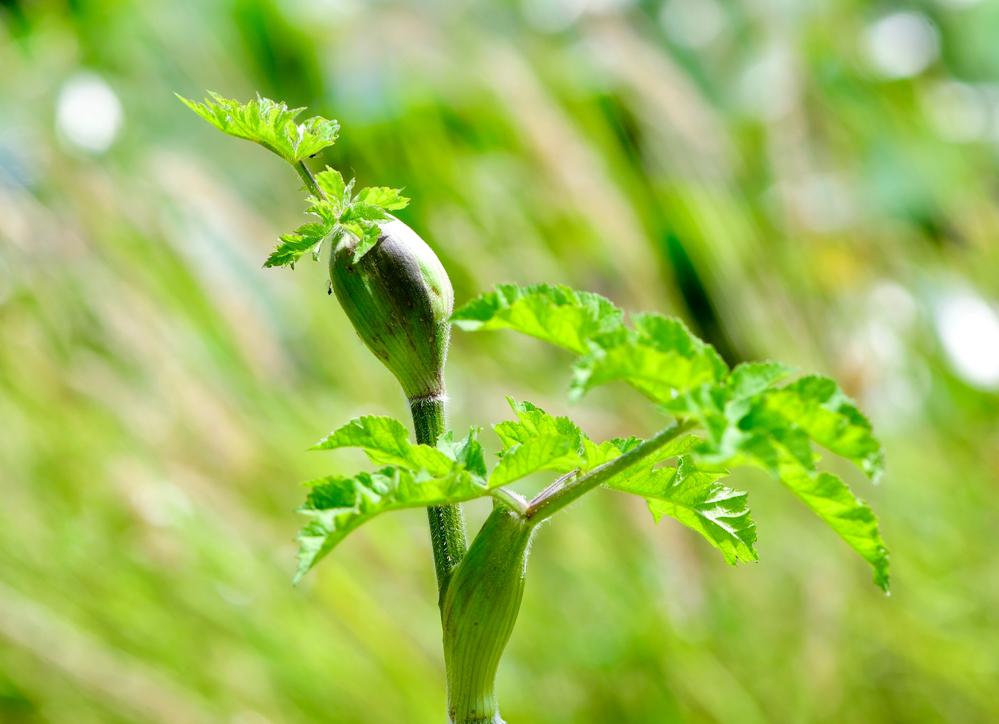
[181,93,890,724]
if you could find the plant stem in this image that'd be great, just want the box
[304,148,467,594]
[295,160,322,198]
[410,395,468,596]
[442,507,533,724]
[525,419,694,524]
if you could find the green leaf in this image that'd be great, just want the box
[453,284,625,355]
[315,167,350,209]
[177,93,414,271]
[580,436,642,468]
[343,221,384,262]
[296,464,488,581]
[606,456,758,565]
[489,399,584,487]
[665,365,890,590]
[265,192,342,269]
[487,399,700,488]
[312,415,455,476]
[356,186,410,211]
[341,204,389,223]
[453,285,727,403]
[779,462,889,591]
[298,422,489,580]
[736,416,889,590]
[583,433,698,471]
[763,375,885,482]
[178,92,339,164]
[572,314,728,403]
[263,222,329,268]
[269,170,397,268]
[726,361,796,399]
[437,428,488,479]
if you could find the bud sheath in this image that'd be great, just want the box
[442,507,535,724]
[329,218,454,400]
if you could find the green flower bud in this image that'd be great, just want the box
[329,219,453,400]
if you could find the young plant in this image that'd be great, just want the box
[182,93,890,724]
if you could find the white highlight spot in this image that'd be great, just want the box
[790,172,856,232]
[869,280,919,330]
[737,45,797,121]
[55,72,123,153]
[863,12,939,80]
[922,81,989,142]
[660,0,726,49]
[935,290,999,389]
[522,0,632,32]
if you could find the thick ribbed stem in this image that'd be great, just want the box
[442,507,533,724]
[410,395,468,595]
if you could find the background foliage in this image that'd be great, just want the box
[2,0,998,721]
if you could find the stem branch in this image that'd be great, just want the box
[295,160,323,199]
[525,419,694,524]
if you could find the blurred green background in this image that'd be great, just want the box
[2,0,998,722]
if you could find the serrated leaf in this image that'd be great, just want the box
[453,284,625,355]
[357,186,410,211]
[342,221,384,262]
[765,441,889,591]
[437,428,488,479]
[312,415,455,476]
[489,399,584,487]
[315,167,349,208]
[762,375,884,482]
[573,314,728,403]
[454,285,726,403]
[263,222,329,268]
[178,92,339,164]
[726,361,796,398]
[270,170,397,268]
[580,436,642,468]
[731,411,890,590]
[606,456,758,565]
[341,204,390,223]
[487,400,698,489]
[781,470,890,593]
[296,465,488,580]
[669,366,890,589]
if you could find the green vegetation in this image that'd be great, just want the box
[2,2,999,722]
[182,93,887,721]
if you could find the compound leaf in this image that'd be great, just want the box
[666,367,890,590]
[178,92,339,163]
